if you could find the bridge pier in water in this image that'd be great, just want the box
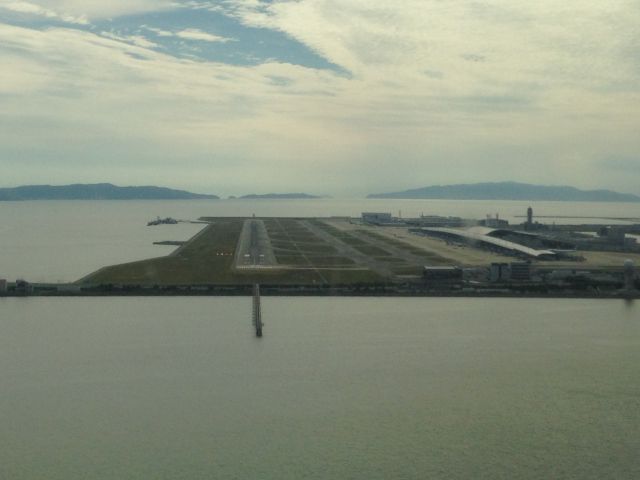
[252,284,263,337]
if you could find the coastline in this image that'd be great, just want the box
[2,282,638,299]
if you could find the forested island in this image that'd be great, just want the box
[368,182,640,202]
[0,183,218,200]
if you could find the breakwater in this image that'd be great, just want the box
[1,281,638,299]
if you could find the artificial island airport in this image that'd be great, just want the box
[2,207,640,298]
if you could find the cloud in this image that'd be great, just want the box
[461,54,486,63]
[218,0,640,91]
[423,70,443,80]
[0,0,174,20]
[175,28,234,43]
[0,23,362,192]
[1,1,640,195]
[143,26,174,37]
[145,26,234,43]
[0,1,88,24]
[101,31,158,49]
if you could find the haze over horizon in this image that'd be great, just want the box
[1,1,639,197]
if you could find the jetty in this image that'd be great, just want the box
[147,217,178,226]
[252,284,263,337]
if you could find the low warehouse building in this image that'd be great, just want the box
[362,212,393,225]
[423,266,463,285]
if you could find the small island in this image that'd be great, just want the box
[368,182,640,202]
[238,193,325,200]
[0,183,219,200]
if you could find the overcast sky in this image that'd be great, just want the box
[1,0,639,197]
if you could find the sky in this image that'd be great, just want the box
[1,0,639,197]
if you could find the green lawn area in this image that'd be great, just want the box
[81,219,244,284]
[81,218,386,285]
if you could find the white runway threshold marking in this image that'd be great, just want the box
[234,219,278,270]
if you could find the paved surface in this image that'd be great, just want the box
[234,219,277,269]
[334,221,514,266]
[302,220,396,278]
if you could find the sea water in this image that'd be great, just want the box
[0,200,639,478]
[0,297,638,479]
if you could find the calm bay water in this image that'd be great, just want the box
[0,297,639,479]
[1,200,640,478]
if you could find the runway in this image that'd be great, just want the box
[234,219,278,270]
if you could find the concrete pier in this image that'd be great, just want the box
[252,284,263,337]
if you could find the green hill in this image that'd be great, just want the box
[0,183,218,200]
[368,182,640,202]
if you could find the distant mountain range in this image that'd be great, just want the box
[0,183,218,200]
[237,193,324,199]
[368,182,640,202]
